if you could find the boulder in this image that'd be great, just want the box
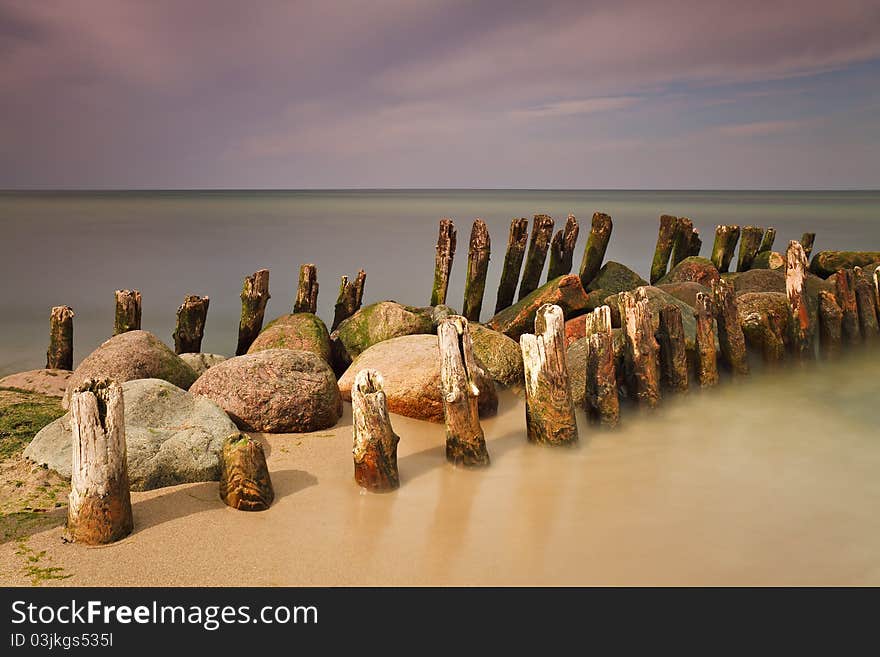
[736,292,791,356]
[330,301,434,369]
[604,286,698,350]
[810,251,880,278]
[566,330,625,408]
[586,261,648,295]
[657,256,720,288]
[656,281,710,308]
[0,369,71,397]
[25,379,238,491]
[63,330,198,408]
[247,313,331,364]
[564,314,588,347]
[178,353,227,377]
[469,323,523,387]
[190,349,342,433]
[337,334,498,423]
[731,269,785,295]
[487,274,590,340]
[751,250,785,271]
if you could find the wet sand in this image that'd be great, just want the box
[2,351,880,586]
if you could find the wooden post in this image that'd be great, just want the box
[46,305,74,370]
[670,217,694,268]
[520,304,578,445]
[579,212,613,288]
[235,269,270,356]
[800,232,816,259]
[586,330,619,428]
[431,218,457,306]
[853,267,880,341]
[332,270,366,331]
[495,217,529,313]
[737,226,764,272]
[462,219,491,321]
[219,433,274,511]
[711,278,750,375]
[622,288,661,407]
[438,316,490,467]
[758,227,776,253]
[710,225,740,273]
[688,227,702,257]
[547,214,579,280]
[786,240,814,359]
[293,263,318,314]
[874,266,880,312]
[818,290,843,358]
[833,269,861,345]
[173,295,209,354]
[583,304,612,339]
[67,379,133,544]
[650,214,679,284]
[113,289,141,335]
[694,292,719,387]
[352,369,400,492]
[656,305,688,392]
[518,214,554,301]
[752,250,785,270]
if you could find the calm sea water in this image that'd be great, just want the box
[0,190,878,375]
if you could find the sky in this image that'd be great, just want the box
[1,0,879,189]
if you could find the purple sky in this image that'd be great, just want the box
[1,0,879,189]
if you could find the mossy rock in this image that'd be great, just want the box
[248,313,331,364]
[731,269,785,295]
[657,256,720,288]
[0,389,65,459]
[656,281,710,308]
[487,274,590,340]
[586,261,647,295]
[470,323,523,387]
[565,330,625,408]
[810,251,880,278]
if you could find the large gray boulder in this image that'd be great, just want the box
[248,313,332,364]
[25,379,237,491]
[178,353,227,377]
[470,323,523,386]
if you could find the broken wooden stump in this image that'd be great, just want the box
[579,212,613,288]
[46,305,74,370]
[694,292,719,387]
[586,328,619,428]
[818,290,843,359]
[67,379,133,544]
[800,232,816,260]
[219,432,274,511]
[438,315,490,467]
[113,289,141,335]
[688,227,702,257]
[431,218,457,306]
[520,304,578,445]
[547,214,579,280]
[758,227,776,254]
[833,269,861,345]
[711,278,749,375]
[332,270,366,331]
[650,214,679,284]
[786,240,814,359]
[518,214,554,301]
[352,369,400,492]
[670,217,694,269]
[622,288,661,408]
[463,219,491,321]
[853,267,880,342]
[293,263,318,314]
[173,294,209,354]
[495,217,529,313]
[737,226,764,272]
[236,268,270,356]
[710,225,740,273]
[656,305,688,392]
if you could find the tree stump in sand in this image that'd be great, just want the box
[46,305,74,370]
[332,270,366,331]
[670,217,694,268]
[67,379,133,544]
[579,212,613,288]
[518,214,554,301]
[853,267,879,342]
[495,217,529,313]
[585,308,619,428]
[219,432,274,511]
[438,316,490,467]
[758,228,776,254]
[520,304,578,446]
[650,214,679,284]
[431,218,457,306]
[786,241,814,359]
[113,289,141,335]
[463,219,491,321]
[656,305,688,392]
[694,292,719,387]
[236,269,270,355]
[173,294,209,354]
[818,290,843,359]
[547,214,579,280]
[711,225,740,273]
[622,289,661,408]
[711,278,749,375]
[352,369,400,492]
[294,263,319,314]
[800,232,816,260]
[833,269,861,345]
[737,226,764,272]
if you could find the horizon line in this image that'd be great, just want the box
[1,187,878,193]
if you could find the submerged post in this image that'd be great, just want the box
[67,379,133,545]
[332,270,366,331]
[694,292,719,387]
[758,227,776,254]
[622,288,661,408]
[818,290,843,359]
[656,305,688,392]
[352,369,400,492]
[786,240,814,359]
[853,267,880,342]
[711,278,749,375]
[219,433,274,511]
[737,226,764,272]
[710,225,740,273]
[833,269,861,345]
[294,263,319,314]
[495,217,529,313]
[463,219,491,321]
[579,212,613,288]
[431,218,457,306]
[173,294,209,354]
[113,289,141,335]
[46,305,74,370]
[800,232,816,260]
[585,306,619,428]
[670,217,694,268]
[688,227,702,257]
[547,214,579,280]
[236,268,270,356]
[518,214,554,300]
[650,215,679,284]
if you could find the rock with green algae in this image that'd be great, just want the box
[469,323,523,387]
[586,261,648,295]
[736,292,791,361]
[656,256,720,288]
[656,281,710,309]
[487,274,590,340]
[810,251,880,278]
[0,388,65,459]
[247,312,332,364]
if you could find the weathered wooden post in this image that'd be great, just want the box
[495,217,529,312]
[46,305,74,370]
[431,218,457,306]
[235,268,270,355]
[332,270,366,331]
[656,305,688,392]
[800,232,816,259]
[293,263,318,314]
[758,227,776,254]
[670,217,694,268]
[518,214,554,300]
[463,219,491,321]
[650,215,679,284]
[737,226,764,272]
[710,225,740,273]
[520,304,578,445]
[853,267,880,341]
[622,288,661,407]
[752,250,785,270]
[547,214,579,280]
[818,290,843,358]
[173,295,209,354]
[586,330,619,428]
[113,289,141,335]
[874,266,880,312]
[67,379,133,544]
[786,240,814,359]
[352,369,400,492]
[579,212,613,288]
[688,227,703,257]
[711,278,750,375]
[219,433,274,511]
[438,316,490,467]
[833,269,861,345]
[694,292,719,387]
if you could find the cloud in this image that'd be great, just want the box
[716,119,813,137]
[509,97,639,120]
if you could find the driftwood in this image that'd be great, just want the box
[586,330,619,428]
[737,226,764,272]
[520,304,578,445]
[67,379,133,544]
[438,316,489,467]
[670,217,694,268]
[853,267,879,341]
[547,214,579,280]
[235,269,270,355]
[694,292,719,387]
[818,290,843,358]
[656,305,688,392]
[786,240,813,359]
[463,219,491,321]
[332,270,366,331]
[219,433,274,511]
[710,225,740,273]
[579,212,613,288]
[518,214,554,301]
[293,263,318,314]
[113,289,141,335]
[800,232,816,260]
[711,278,749,375]
[46,305,74,370]
[431,218,457,306]
[650,214,679,284]
[833,269,861,345]
[688,227,702,257]
[495,217,529,312]
[758,228,776,254]
[173,294,209,354]
[352,369,400,492]
[622,288,661,407]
